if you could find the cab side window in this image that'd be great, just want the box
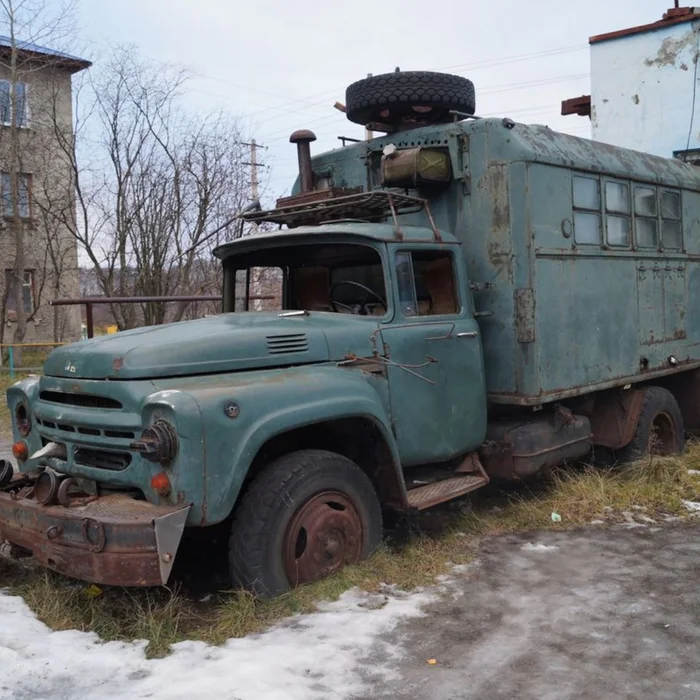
[395,250,459,317]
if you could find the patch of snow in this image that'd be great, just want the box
[682,500,700,513]
[621,511,647,528]
[521,542,559,553]
[630,505,647,511]
[688,470,700,475]
[589,520,606,525]
[636,515,657,524]
[0,586,435,700]
[451,564,472,574]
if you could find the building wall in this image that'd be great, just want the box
[0,59,82,345]
[591,19,700,158]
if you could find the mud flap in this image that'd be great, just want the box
[154,505,191,584]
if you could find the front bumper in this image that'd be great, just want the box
[0,488,190,586]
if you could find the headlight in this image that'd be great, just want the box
[129,420,178,464]
[15,402,31,437]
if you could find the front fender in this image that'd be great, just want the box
[175,365,403,524]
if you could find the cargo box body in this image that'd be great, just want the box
[450,119,700,405]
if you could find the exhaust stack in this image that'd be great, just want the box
[289,129,317,193]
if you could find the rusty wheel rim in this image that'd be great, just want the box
[649,411,677,455]
[283,491,363,587]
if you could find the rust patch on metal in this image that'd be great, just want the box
[515,288,536,344]
[0,491,188,586]
[589,389,646,449]
[283,491,363,586]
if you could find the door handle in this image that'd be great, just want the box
[457,331,478,338]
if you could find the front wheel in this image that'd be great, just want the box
[229,449,383,598]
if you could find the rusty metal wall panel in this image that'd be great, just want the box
[515,289,535,343]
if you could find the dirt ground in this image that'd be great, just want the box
[360,524,700,700]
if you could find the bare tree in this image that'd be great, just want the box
[44,46,255,330]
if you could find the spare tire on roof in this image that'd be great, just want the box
[345,71,476,128]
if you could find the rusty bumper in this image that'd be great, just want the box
[0,491,190,586]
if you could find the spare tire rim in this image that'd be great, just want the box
[283,490,363,586]
[649,410,677,455]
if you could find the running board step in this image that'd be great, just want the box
[407,474,489,510]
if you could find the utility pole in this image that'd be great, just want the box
[241,138,266,206]
[240,139,267,309]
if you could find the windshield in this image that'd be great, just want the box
[224,242,387,316]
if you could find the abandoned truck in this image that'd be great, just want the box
[2,70,699,596]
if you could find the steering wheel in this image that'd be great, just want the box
[329,280,387,315]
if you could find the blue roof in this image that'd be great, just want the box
[0,35,90,71]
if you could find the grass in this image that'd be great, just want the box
[2,445,699,657]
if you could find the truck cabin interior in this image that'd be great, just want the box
[225,241,458,317]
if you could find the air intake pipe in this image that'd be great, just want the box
[289,129,317,193]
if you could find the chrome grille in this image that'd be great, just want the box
[40,391,122,410]
[36,417,134,440]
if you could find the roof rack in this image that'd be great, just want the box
[242,190,441,241]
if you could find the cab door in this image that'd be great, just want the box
[380,247,487,466]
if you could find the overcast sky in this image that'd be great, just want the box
[75,0,671,204]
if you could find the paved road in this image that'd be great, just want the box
[361,524,700,700]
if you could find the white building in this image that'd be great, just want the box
[562,5,700,162]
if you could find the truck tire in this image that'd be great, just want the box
[617,386,684,462]
[229,449,382,598]
[345,71,476,127]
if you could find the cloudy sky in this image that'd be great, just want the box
[76,0,670,203]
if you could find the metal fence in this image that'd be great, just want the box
[0,343,65,377]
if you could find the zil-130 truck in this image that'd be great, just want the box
[2,71,699,596]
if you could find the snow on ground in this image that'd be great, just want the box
[0,586,435,700]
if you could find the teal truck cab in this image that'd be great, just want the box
[3,71,700,596]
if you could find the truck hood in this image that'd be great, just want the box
[43,312,381,380]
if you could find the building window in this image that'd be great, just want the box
[634,185,658,249]
[1,172,32,218]
[605,180,631,247]
[661,190,682,250]
[0,79,28,127]
[573,175,601,245]
[5,269,34,315]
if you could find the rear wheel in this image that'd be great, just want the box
[617,386,684,462]
[229,449,382,598]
